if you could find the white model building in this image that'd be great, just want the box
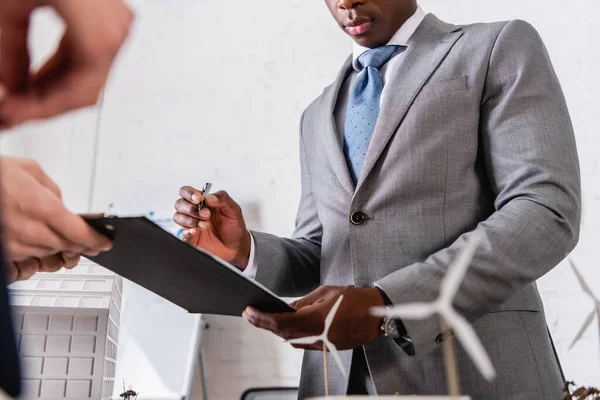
[8,258,122,400]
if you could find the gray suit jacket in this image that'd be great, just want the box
[252,14,581,400]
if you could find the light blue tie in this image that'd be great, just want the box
[343,45,401,183]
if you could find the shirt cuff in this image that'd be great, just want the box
[241,232,258,280]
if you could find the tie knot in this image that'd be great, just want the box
[355,45,401,71]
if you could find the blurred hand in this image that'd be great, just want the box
[0,0,133,127]
[0,156,112,261]
[174,186,252,269]
[243,286,385,350]
[5,252,80,284]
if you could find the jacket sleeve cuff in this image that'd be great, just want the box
[375,272,447,358]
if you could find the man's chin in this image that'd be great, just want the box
[344,28,389,49]
[350,35,387,49]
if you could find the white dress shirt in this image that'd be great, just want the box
[243,6,427,280]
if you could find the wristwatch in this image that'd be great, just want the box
[380,306,403,339]
[375,287,406,338]
[375,287,415,356]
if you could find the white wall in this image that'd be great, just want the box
[1,0,599,397]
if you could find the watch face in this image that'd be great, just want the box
[385,318,400,338]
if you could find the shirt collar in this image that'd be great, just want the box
[352,5,426,67]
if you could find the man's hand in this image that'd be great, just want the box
[242,286,385,350]
[5,252,80,284]
[0,0,133,127]
[0,156,112,261]
[174,186,252,269]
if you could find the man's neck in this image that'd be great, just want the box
[388,3,419,42]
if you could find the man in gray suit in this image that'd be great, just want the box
[174,0,580,398]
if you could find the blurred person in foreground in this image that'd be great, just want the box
[0,0,132,396]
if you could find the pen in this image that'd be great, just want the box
[198,182,212,210]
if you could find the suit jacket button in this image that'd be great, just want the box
[350,211,368,225]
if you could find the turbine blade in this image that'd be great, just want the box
[288,335,322,345]
[569,311,595,349]
[325,340,348,378]
[444,310,496,382]
[441,232,483,302]
[569,260,596,299]
[371,303,436,320]
[324,295,344,334]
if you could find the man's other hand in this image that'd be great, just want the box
[242,285,385,350]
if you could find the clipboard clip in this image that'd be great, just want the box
[81,203,117,220]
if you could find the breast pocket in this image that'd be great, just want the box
[415,75,469,102]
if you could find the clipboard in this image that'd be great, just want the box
[83,215,294,316]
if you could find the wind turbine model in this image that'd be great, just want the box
[371,232,496,397]
[289,294,347,396]
[568,259,600,354]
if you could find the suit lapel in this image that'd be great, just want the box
[317,55,355,195]
[355,15,464,193]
